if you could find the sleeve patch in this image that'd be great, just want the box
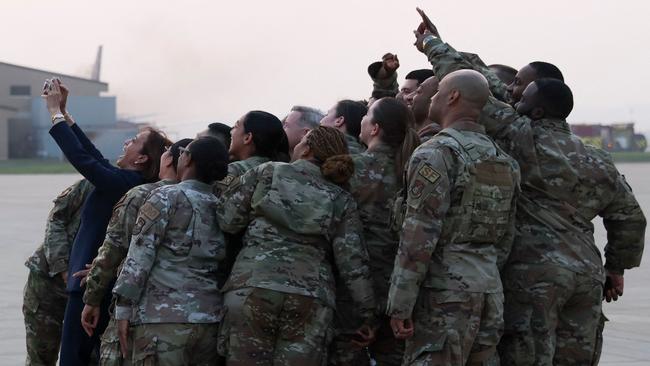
[57,186,73,199]
[418,164,441,185]
[221,175,236,186]
[140,202,160,221]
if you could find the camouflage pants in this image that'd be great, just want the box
[369,317,405,366]
[220,287,333,366]
[130,323,220,366]
[404,289,503,366]
[498,264,602,366]
[328,297,370,366]
[22,269,67,366]
[99,316,131,366]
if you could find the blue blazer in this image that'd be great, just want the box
[50,122,142,292]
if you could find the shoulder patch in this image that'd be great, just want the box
[418,163,441,185]
[140,202,161,221]
[221,174,236,187]
[57,186,73,199]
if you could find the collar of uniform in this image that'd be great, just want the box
[292,159,322,177]
[346,133,364,148]
[245,155,270,165]
[159,178,177,185]
[367,142,395,156]
[532,118,570,132]
[446,120,486,134]
[179,179,212,193]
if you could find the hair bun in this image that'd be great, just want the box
[321,154,354,185]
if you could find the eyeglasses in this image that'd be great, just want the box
[179,146,191,155]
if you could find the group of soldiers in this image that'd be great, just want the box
[23,9,645,366]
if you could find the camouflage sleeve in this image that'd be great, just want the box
[497,168,521,269]
[216,166,262,234]
[368,61,399,97]
[112,189,170,307]
[601,174,646,273]
[386,147,452,319]
[83,192,143,306]
[43,179,91,276]
[422,37,508,101]
[331,199,376,320]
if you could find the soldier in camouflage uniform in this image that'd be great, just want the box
[80,138,191,366]
[330,97,420,366]
[216,126,376,366]
[320,100,368,154]
[23,178,93,366]
[387,70,520,366]
[413,17,645,364]
[403,75,442,143]
[112,136,229,366]
[215,110,289,194]
[367,52,400,101]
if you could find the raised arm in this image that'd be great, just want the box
[368,53,400,98]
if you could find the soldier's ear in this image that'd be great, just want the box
[334,116,345,128]
[243,132,253,145]
[135,154,149,165]
[448,90,460,105]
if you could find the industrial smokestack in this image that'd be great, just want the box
[91,45,103,81]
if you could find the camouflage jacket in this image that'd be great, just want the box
[420,35,646,280]
[214,156,270,194]
[113,180,225,324]
[346,134,366,155]
[25,179,93,277]
[387,122,520,319]
[83,179,174,306]
[368,60,399,97]
[417,122,443,144]
[346,144,400,310]
[216,159,375,318]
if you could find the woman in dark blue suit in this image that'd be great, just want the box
[43,79,171,365]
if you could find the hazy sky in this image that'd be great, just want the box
[3,0,650,137]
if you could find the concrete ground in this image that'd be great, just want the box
[0,166,649,364]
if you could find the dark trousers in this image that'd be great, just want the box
[59,292,110,366]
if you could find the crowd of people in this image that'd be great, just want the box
[22,9,645,366]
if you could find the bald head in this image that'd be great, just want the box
[428,70,490,127]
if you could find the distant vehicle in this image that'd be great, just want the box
[570,122,647,152]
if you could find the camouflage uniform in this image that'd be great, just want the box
[417,122,442,144]
[387,123,520,366]
[83,179,174,366]
[329,144,403,366]
[112,180,226,365]
[345,134,366,155]
[216,159,376,366]
[214,156,271,286]
[23,179,92,366]
[368,60,399,97]
[418,35,645,365]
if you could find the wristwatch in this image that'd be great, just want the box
[51,113,65,123]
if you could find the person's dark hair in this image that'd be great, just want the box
[305,126,354,186]
[140,127,173,183]
[528,62,564,82]
[187,136,229,184]
[169,138,193,170]
[243,111,290,162]
[488,64,517,85]
[371,98,421,180]
[206,122,232,148]
[334,100,368,142]
[405,69,435,85]
[532,78,574,119]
